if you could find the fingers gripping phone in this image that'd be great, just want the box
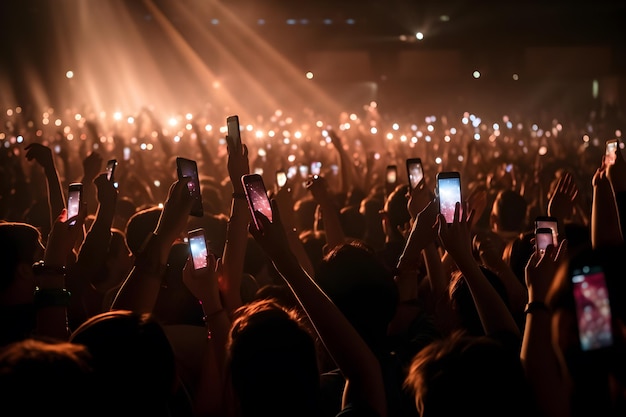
[188,228,209,270]
[242,173,273,231]
[67,182,83,226]
[406,158,424,190]
[571,265,614,351]
[227,115,241,150]
[605,139,618,166]
[176,157,204,217]
[436,171,462,223]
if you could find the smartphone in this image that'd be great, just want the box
[188,228,209,270]
[436,171,462,223]
[67,182,83,226]
[299,164,309,179]
[242,173,273,231]
[535,227,555,254]
[276,170,287,188]
[310,161,322,176]
[606,139,618,165]
[406,158,424,190]
[226,115,241,150]
[176,157,204,217]
[535,216,558,246]
[106,159,118,182]
[123,146,131,161]
[386,165,398,184]
[571,265,614,351]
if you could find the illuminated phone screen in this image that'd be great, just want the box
[437,174,461,223]
[571,266,614,351]
[188,229,208,270]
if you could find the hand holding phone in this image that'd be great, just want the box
[227,115,242,150]
[176,157,204,217]
[242,174,272,231]
[436,171,462,223]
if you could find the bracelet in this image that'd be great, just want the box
[33,287,71,308]
[524,301,550,314]
[31,261,66,276]
[232,192,246,200]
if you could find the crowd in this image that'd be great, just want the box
[0,97,625,417]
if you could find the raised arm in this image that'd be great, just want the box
[181,253,231,416]
[520,241,571,417]
[306,174,346,252]
[80,151,104,217]
[590,165,623,249]
[220,141,251,315]
[437,202,521,338]
[34,205,88,341]
[25,142,65,226]
[250,201,387,417]
[110,178,192,313]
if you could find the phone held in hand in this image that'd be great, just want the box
[406,158,423,190]
[188,228,209,270]
[605,139,619,166]
[106,159,118,183]
[571,264,614,351]
[67,182,83,226]
[535,227,554,254]
[176,157,204,217]
[226,115,241,150]
[534,216,558,246]
[242,173,273,231]
[436,171,462,223]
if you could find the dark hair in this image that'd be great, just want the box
[0,222,42,291]
[492,189,528,232]
[228,299,321,417]
[315,241,398,352]
[124,206,161,255]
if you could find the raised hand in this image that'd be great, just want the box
[93,173,118,208]
[82,152,103,183]
[524,240,567,304]
[407,179,434,220]
[25,142,55,171]
[436,201,476,263]
[547,171,578,222]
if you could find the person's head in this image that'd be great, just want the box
[382,184,411,242]
[339,205,366,241]
[0,338,96,417]
[359,194,386,251]
[0,222,44,295]
[227,298,321,417]
[293,196,318,233]
[490,189,528,234]
[124,206,162,256]
[315,241,398,352]
[69,310,180,415]
[404,330,536,417]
